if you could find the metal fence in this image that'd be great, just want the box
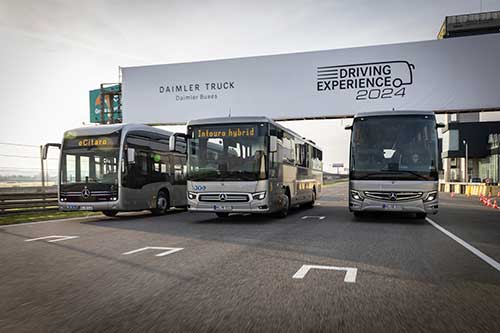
[0,187,58,215]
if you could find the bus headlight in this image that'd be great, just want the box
[351,190,363,201]
[187,192,197,200]
[252,191,266,200]
[424,191,437,202]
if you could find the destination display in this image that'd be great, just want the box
[194,126,258,139]
[121,33,500,124]
[64,135,120,148]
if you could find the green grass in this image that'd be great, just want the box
[0,210,102,226]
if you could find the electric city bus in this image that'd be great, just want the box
[346,111,442,219]
[170,116,323,218]
[54,124,187,216]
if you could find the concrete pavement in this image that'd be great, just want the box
[0,182,499,332]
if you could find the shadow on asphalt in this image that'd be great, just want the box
[194,207,306,225]
[81,208,187,224]
[350,212,427,225]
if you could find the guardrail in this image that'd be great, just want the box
[0,191,58,215]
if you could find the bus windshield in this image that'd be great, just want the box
[188,124,268,181]
[350,115,438,181]
[61,134,120,185]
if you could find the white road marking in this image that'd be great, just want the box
[122,247,184,257]
[1,215,104,228]
[293,264,357,283]
[25,235,79,242]
[301,216,326,220]
[426,217,500,272]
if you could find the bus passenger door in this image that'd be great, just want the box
[169,155,187,207]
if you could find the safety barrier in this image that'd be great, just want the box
[0,191,58,215]
[440,182,500,197]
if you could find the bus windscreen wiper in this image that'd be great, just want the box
[357,170,429,180]
[393,170,431,181]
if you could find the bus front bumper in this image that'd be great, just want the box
[187,199,271,214]
[349,198,438,214]
[59,201,120,211]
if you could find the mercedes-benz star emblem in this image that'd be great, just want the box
[219,193,227,202]
[389,192,397,201]
[82,187,91,199]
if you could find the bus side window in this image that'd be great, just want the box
[281,133,294,164]
[151,153,170,183]
[269,126,281,178]
[173,156,186,184]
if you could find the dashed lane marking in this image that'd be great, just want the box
[301,216,326,220]
[293,264,357,283]
[25,235,79,242]
[122,247,184,257]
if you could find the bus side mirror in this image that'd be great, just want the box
[345,124,353,130]
[436,123,445,129]
[269,136,278,153]
[127,148,136,164]
[169,133,187,154]
[42,143,61,160]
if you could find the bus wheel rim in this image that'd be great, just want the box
[158,197,167,210]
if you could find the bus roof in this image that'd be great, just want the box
[63,123,174,137]
[187,116,322,151]
[188,116,281,127]
[353,110,436,118]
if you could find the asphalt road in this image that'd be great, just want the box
[1,182,499,332]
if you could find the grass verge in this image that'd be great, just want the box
[0,211,102,226]
[323,178,348,187]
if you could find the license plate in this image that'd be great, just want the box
[80,206,94,211]
[382,204,402,211]
[214,205,232,212]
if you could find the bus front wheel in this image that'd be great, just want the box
[152,191,169,215]
[353,211,364,218]
[304,190,316,209]
[102,210,118,217]
[276,193,290,218]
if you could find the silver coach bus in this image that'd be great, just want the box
[170,117,323,218]
[346,111,441,219]
[55,124,187,216]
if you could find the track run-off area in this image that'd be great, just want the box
[1,182,499,332]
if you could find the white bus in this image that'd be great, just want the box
[52,124,187,216]
[345,111,441,219]
[170,116,323,218]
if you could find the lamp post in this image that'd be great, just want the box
[463,140,468,183]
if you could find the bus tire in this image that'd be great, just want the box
[216,212,229,218]
[152,190,169,215]
[276,192,290,218]
[305,189,316,209]
[416,212,427,219]
[353,211,364,218]
[102,210,118,217]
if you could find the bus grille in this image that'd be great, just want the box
[363,191,423,201]
[60,191,116,202]
[198,193,250,202]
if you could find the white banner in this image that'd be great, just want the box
[122,34,500,124]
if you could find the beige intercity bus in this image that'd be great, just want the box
[170,116,323,218]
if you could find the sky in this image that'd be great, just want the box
[1,0,500,176]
